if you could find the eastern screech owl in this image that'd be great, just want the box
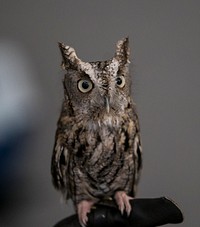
[51,38,142,226]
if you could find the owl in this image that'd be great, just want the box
[51,38,142,226]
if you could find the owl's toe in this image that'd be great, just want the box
[77,200,94,227]
[114,191,133,216]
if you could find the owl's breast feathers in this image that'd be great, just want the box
[51,103,142,204]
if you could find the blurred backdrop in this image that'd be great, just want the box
[0,1,199,226]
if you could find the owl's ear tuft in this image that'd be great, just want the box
[58,42,81,70]
[115,37,130,66]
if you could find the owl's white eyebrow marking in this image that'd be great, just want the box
[110,58,119,72]
[106,58,119,77]
[78,62,97,82]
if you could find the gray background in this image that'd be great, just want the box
[0,1,199,226]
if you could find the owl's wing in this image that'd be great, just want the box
[129,131,142,197]
[134,132,142,185]
[51,101,73,197]
[130,110,143,196]
[51,134,69,192]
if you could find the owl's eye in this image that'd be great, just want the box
[116,76,125,88]
[77,79,93,93]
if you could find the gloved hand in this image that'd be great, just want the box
[54,197,183,227]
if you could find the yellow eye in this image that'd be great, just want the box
[116,76,125,88]
[77,79,93,93]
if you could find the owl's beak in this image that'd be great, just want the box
[105,97,110,114]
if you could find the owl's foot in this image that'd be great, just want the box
[114,191,133,216]
[77,200,95,227]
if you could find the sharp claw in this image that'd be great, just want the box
[126,206,131,216]
[80,216,86,227]
[77,200,95,227]
[79,211,88,227]
[114,191,133,216]
[125,196,133,216]
[81,218,87,227]
[120,204,124,215]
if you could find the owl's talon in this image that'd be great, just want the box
[120,206,124,215]
[77,200,94,226]
[114,191,133,216]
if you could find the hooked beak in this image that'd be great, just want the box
[105,97,110,114]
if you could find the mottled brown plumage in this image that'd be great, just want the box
[51,38,142,226]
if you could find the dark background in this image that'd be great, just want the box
[0,1,199,226]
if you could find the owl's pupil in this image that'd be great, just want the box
[82,81,89,89]
[116,77,122,85]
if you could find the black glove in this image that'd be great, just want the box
[54,197,183,227]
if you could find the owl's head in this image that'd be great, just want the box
[58,38,133,119]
